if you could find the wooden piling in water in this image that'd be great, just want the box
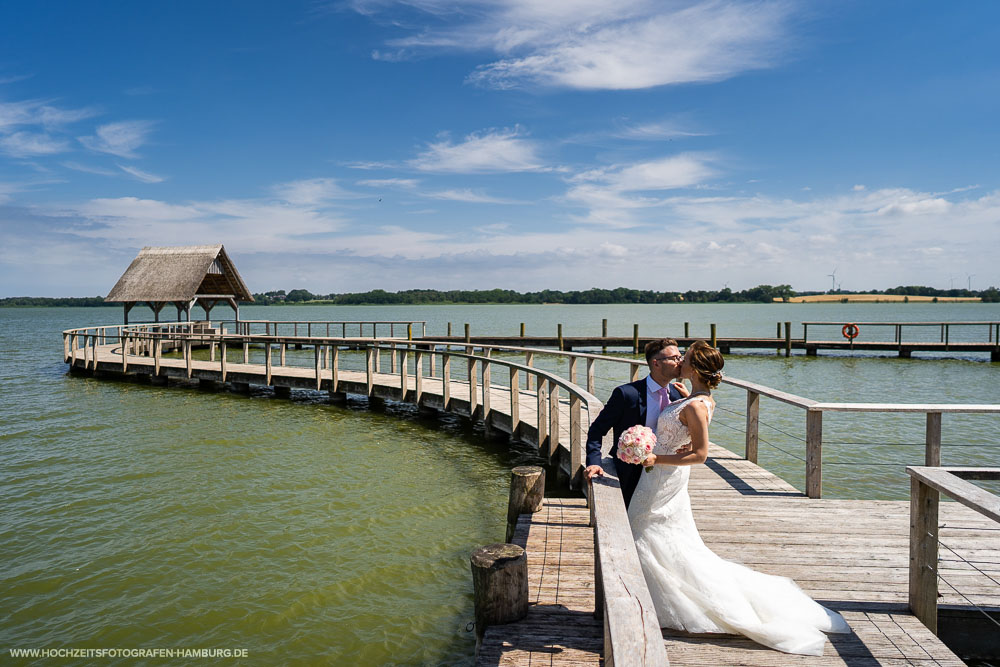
[710,323,717,348]
[784,321,792,357]
[601,318,607,353]
[632,324,639,354]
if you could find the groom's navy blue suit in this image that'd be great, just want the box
[586,377,683,509]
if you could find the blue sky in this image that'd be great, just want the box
[1,0,998,296]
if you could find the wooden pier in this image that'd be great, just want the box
[485,445,998,666]
[62,324,1000,665]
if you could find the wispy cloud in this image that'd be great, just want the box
[62,161,117,176]
[356,0,794,90]
[0,99,97,131]
[118,164,165,183]
[0,131,69,157]
[612,119,709,141]
[410,127,546,173]
[272,177,356,205]
[356,178,420,189]
[422,188,522,204]
[78,120,155,158]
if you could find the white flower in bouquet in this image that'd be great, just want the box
[617,424,657,472]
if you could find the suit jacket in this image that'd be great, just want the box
[586,377,683,507]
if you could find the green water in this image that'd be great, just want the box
[2,304,998,664]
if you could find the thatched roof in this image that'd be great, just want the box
[105,245,253,303]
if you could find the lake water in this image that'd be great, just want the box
[2,303,998,664]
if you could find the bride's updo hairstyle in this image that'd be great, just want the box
[688,340,725,389]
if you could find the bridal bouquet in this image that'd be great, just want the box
[617,425,657,472]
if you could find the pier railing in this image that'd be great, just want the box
[906,466,999,634]
[802,320,1000,346]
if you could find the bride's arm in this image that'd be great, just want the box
[643,401,710,467]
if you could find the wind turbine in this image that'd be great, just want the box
[968,274,976,291]
[827,268,838,292]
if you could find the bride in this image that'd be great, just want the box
[627,340,851,656]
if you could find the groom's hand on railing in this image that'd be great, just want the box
[585,465,605,480]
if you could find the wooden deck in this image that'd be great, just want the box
[480,445,998,666]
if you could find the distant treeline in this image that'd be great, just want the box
[3,284,996,307]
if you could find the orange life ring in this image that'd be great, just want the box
[842,323,860,340]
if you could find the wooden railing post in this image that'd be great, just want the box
[925,412,942,466]
[481,351,492,423]
[399,347,409,401]
[442,352,452,410]
[629,363,640,383]
[185,338,193,378]
[330,346,340,394]
[280,342,287,366]
[265,342,272,385]
[570,393,582,486]
[154,338,162,376]
[524,351,534,391]
[415,349,423,404]
[243,338,249,364]
[805,409,823,498]
[784,321,792,357]
[586,358,595,395]
[366,347,374,396]
[509,367,520,438]
[548,383,560,459]
[745,390,760,463]
[121,335,128,372]
[469,358,479,419]
[909,476,939,634]
[220,341,227,381]
[536,377,548,453]
[558,323,564,351]
[314,345,322,390]
[569,356,578,385]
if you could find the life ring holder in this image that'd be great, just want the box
[842,323,860,340]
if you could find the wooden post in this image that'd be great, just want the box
[925,412,942,467]
[630,363,641,382]
[399,348,408,401]
[390,343,397,374]
[509,367,520,438]
[909,476,939,634]
[280,342,286,366]
[776,322,782,354]
[506,466,544,542]
[684,322,690,338]
[524,351,534,391]
[415,349,423,404]
[314,345,322,390]
[154,338,161,376]
[710,323,717,348]
[784,321,792,357]
[536,378,548,453]
[602,318,608,353]
[407,323,412,340]
[121,335,128,372]
[220,341,227,381]
[805,409,822,498]
[520,322,525,337]
[470,544,528,652]
[442,353,452,409]
[243,339,249,364]
[569,356,578,385]
[469,359,479,419]
[745,390,760,463]
[557,323,563,351]
[632,324,639,354]
[366,347,374,396]
[447,322,452,337]
[330,346,340,395]
[803,322,809,344]
[548,383,560,458]
[185,339,193,378]
[586,358,595,394]
[481,351,491,423]
[265,342,272,384]
[944,324,950,350]
[570,394,582,486]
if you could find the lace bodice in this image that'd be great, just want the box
[654,395,714,455]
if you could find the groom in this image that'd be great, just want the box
[585,338,688,508]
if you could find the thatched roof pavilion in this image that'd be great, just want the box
[105,245,253,324]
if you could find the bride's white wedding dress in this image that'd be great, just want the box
[627,395,851,656]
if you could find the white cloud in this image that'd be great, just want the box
[0,99,96,131]
[410,127,546,173]
[78,120,155,158]
[272,178,355,205]
[118,164,165,183]
[357,178,420,189]
[0,131,69,157]
[422,188,521,204]
[358,0,793,91]
[612,119,708,140]
[62,161,117,176]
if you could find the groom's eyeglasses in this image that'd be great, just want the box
[654,355,683,362]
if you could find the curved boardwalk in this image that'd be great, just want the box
[65,335,999,666]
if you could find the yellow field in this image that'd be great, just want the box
[775,294,981,303]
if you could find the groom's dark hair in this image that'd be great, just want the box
[644,338,679,365]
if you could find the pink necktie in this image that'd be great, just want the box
[658,386,671,411]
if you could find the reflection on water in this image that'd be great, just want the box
[1,304,998,663]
